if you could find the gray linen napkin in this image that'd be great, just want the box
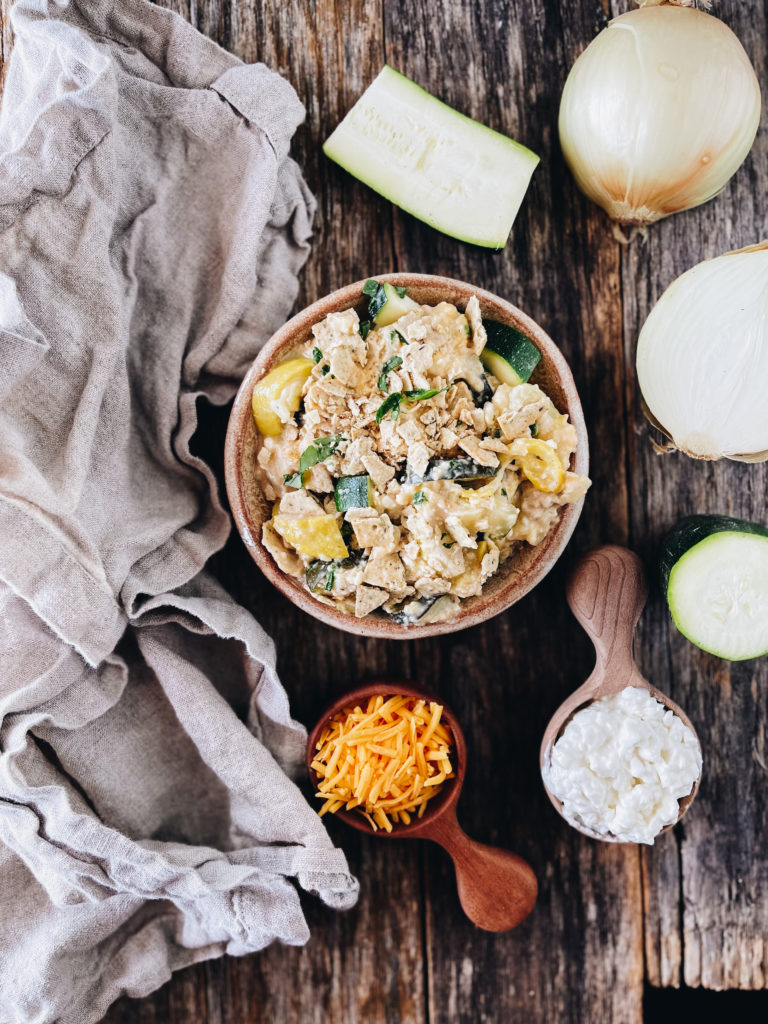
[0,1,359,1021]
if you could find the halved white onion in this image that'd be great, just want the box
[636,243,768,462]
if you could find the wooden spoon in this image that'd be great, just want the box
[539,545,702,841]
[307,681,538,932]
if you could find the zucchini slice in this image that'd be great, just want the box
[334,474,375,512]
[323,66,539,249]
[661,515,768,661]
[363,280,418,327]
[400,456,498,485]
[481,320,541,386]
[386,594,454,625]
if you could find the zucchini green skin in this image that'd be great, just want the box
[386,594,452,625]
[334,474,374,512]
[481,319,541,384]
[400,456,498,485]
[660,515,768,593]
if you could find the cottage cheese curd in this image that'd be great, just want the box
[542,686,701,844]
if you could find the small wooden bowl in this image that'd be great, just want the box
[307,681,538,932]
[224,273,589,638]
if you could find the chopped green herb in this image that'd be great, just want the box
[378,356,403,391]
[321,364,330,375]
[359,320,372,340]
[463,324,471,336]
[284,435,345,488]
[530,422,539,437]
[363,279,387,319]
[494,428,502,438]
[442,533,456,549]
[376,385,451,423]
[403,386,449,402]
[325,565,336,592]
[376,392,402,423]
[390,329,408,346]
[394,285,407,298]
[312,346,323,363]
[413,490,428,505]
[501,488,508,497]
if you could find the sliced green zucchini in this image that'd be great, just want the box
[401,456,497,486]
[323,65,539,249]
[334,474,375,512]
[481,320,541,386]
[363,279,418,327]
[386,594,454,625]
[661,515,768,661]
[306,548,366,593]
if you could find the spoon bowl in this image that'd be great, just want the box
[308,681,538,931]
[539,546,702,841]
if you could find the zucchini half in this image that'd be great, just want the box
[661,515,768,661]
[323,65,539,249]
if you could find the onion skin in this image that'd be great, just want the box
[636,243,768,463]
[559,5,761,227]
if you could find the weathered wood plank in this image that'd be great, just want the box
[615,0,768,993]
[3,0,767,1020]
[384,1,642,1022]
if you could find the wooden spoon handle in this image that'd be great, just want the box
[421,811,537,932]
[566,545,647,679]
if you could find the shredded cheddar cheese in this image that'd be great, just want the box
[311,695,454,832]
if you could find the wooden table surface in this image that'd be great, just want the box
[8,0,766,1021]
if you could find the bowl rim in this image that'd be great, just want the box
[224,272,589,639]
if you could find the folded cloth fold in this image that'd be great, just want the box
[0,1,358,1021]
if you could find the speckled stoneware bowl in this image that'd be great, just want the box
[224,273,589,639]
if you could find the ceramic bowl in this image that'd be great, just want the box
[224,273,588,639]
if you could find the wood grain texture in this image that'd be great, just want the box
[0,0,765,1020]
[613,0,768,993]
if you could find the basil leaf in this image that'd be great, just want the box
[413,490,428,505]
[284,471,303,489]
[390,329,408,345]
[359,320,372,340]
[298,435,345,472]
[286,436,345,487]
[325,564,336,592]
[378,356,403,392]
[364,280,387,319]
[312,346,323,363]
[321,364,330,375]
[403,386,449,402]
[376,393,402,423]
[394,285,407,298]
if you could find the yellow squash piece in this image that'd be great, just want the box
[509,438,565,493]
[252,357,314,436]
[273,514,349,560]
